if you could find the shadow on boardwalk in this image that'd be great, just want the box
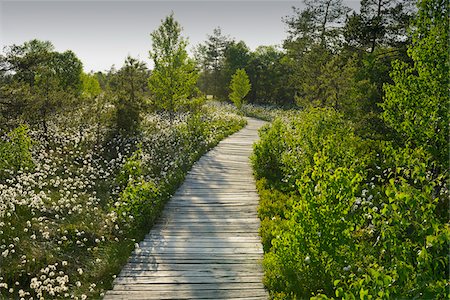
[104,118,267,299]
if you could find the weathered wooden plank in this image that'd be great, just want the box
[171,192,259,197]
[121,263,262,272]
[106,290,267,300]
[145,231,261,238]
[143,236,261,242]
[128,256,263,264]
[164,202,259,208]
[147,229,261,235]
[183,179,256,185]
[118,269,263,278]
[180,182,256,189]
[156,217,259,223]
[170,194,259,200]
[161,211,257,216]
[151,225,261,231]
[160,212,258,218]
[139,237,261,244]
[111,282,264,291]
[113,275,264,284]
[168,196,259,202]
[187,171,254,177]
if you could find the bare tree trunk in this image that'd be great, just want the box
[320,0,331,45]
[370,0,383,53]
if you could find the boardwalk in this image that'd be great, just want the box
[104,118,267,299]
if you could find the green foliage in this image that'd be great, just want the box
[81,72,102,100]
[117,180,160,227]
[148,13,199,112]
[295,51,376,120]
[246,46,293,105]
[222,41,251,96]
[344,0,415,52]
[116,148,144,188]
[0,125,34,178]
[283,0,350,50]
[110,56,149,133]
[382,0,449,168]
[229,69,251,109]
[252,119,288,184]
[0,40,83,132]
[194,27,231,100]
[252,108,448,299]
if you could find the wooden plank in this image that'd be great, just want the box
[156,217,259,223]
[164,203,259,208]
[159,213,258,219]
[121,263,262,272]
[118,269,263,278]
[113,275,264,284]
[143,236,261,242]
[172,191,259,196]
[128,256,263,264]
[148,230,261,235]
[181,182,256,188]
[184,177,255,184]
[106,290,267,300]
[132,249,263,256]
[145,231,261,238]
[151,224,260,231]
[170,194,259,200]
[159,211,258,218]
[111,282,264,291]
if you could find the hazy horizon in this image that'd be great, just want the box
[1,0,360,73]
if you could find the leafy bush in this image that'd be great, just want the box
[116,180,160,227]
[382,0,448,169]
[252,108,448,299]
[0,125,34,179]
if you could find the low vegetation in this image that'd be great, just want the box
[252,109,447,299]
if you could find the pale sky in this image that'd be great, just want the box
[1,0,360,72]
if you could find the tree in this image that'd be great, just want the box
[382,0,449,167]
[286,43,332,105]
[284,0,350,52]
[282,0,350,106]
[194,27,231,99]
[0,40,83,135]
[80,72,108,143]
[229,69,251,110]
[148,13,199,112]
[111,56,149,133]
[246,46,293,105]
[344,0,416,53]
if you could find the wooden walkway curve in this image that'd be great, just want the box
[104,118,267,299]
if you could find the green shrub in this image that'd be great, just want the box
[116,180,160,227]
[252,108,448,299]
[116,148,144,188]
[252,119,288,186]
[0,124,34,178]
